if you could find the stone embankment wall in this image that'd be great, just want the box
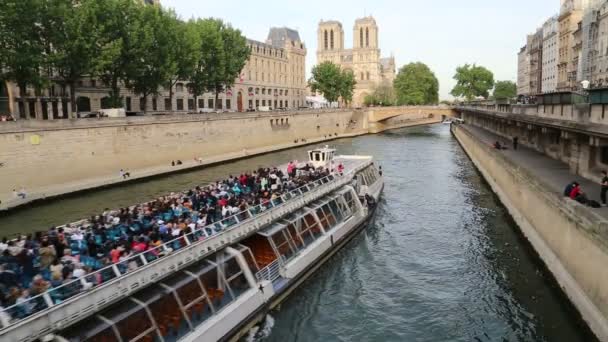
[0,106,452,209]
[452,124,608,341]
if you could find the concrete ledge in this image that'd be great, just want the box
[452,124,608,341]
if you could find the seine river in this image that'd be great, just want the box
[0,125,596,341]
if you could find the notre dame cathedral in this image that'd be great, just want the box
[317,16,396,106]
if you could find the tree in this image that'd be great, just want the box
[189,19,250,111]
[94,0,141,108]
[165,19,200,111]
[0,0,46,104]
[190,18,225,110]
[309,62,348,104]
[309,62,342,103]
[338,69,356,106]
[123,5,177,113]
[450,64,494,101]
[493,80,517,100]
[393,62,439,105]
[217,24,250,110]
[45,0,101,117]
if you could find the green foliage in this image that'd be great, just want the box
[123,5,177,112]
[450,64,495,101]
[493,80,517,100]
[165,19,201,110]
[0,0,250,113]
[190,19,225,105]
[189,18,249,109]
[309,62,356,105]
[45,0,101,115]
[94,0,142,108]
[0,0,46,94]
[393,62,439,105]
[364,81,395,107]
[339,69,356,105]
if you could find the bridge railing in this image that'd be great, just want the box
[0,159,371,342]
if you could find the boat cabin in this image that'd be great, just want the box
[308,146,336,169]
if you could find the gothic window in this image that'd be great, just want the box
[367,71,370,80]
[360,28,364,47]
[330,30,334,49]
[366,28,369,47]
[324,30,328,50]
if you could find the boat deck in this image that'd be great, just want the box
[0,155,374,342]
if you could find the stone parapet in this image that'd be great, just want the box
[453,124,608,341]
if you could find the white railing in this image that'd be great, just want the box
[0,159,371,342]
[255,258,283,283]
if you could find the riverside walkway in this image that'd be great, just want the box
[459,124,608,218]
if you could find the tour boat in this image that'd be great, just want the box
[1,147,384,342]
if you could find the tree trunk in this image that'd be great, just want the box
[69,81,77,119]
[142,94,147,114]
[214,89,219,111]
[194,94,198,113]
[111,77,120,108]
[168,81,174,112]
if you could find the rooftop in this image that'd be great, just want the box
[267,27,301,48]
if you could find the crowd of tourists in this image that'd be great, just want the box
[0,161,336,324]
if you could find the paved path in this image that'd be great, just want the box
[460,124,608,218]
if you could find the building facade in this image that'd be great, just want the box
[542,16,560,93]
[1,27,307,119]
[316,16,396,106]
[529,29,544,95]
[592,1,608,86]
[557,0,584,91]
[517,44,531,96]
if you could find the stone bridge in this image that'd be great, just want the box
[366,105,457,133]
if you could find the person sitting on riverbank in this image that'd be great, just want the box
[0,160,336,323]
[564,181,578,197]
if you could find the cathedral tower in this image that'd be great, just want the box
[353,16,378,49]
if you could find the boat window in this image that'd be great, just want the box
[335,190,353,220]
[270,229,296,261]
[327,199,344,222]
[99,298,156,342]
[237,244,260,272]
[164,271,213,328]
[286,222,306,251]
[59,315,119,342]
[343,190,358,212]
[132,284,192,341]
[222,256,251,298]
[316,204,337,230]
[199,261,234,312]
[293,213,323,245]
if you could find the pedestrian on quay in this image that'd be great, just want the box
[513,136,519,150]
[601,170,608,206]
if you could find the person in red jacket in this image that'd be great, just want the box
[569,184,581,200]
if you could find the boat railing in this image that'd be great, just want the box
[0,159,371,342]
[255,257,283,283]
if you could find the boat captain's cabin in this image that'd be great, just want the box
[308,146,336,169]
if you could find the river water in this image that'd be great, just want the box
[0,125,596,341]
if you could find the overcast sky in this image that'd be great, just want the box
[161,0,557,100]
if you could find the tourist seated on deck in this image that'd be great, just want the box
[0,161,333,323]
